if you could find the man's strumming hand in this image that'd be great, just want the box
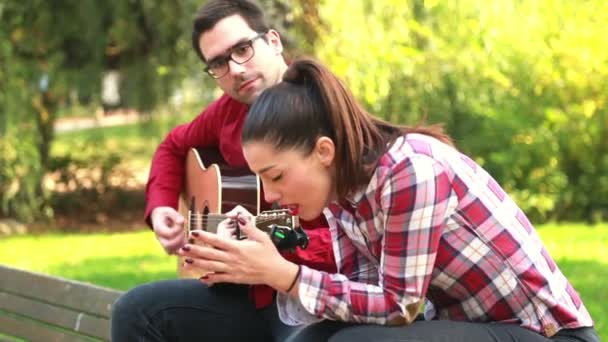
[151,206,186,254]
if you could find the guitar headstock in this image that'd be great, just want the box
[253,209,299,234]
[242,209,307,251]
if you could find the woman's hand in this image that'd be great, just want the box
[216,217,238,239]
[177,206,299,292]
[215,205,253,239]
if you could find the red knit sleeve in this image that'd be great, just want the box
[143,96,227,226]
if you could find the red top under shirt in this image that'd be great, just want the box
[145,93,337,308]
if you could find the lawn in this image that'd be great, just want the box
[0,223,606,339]
[6,120,608,339]
[51,113,195,172]
[0,229,175,290]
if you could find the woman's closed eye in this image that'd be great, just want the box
[271,174,283,182]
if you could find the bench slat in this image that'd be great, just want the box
[0,292,111,340]
[0,265,121,318]
[0,314,89,342]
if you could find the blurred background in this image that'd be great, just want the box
[0,0,606,338]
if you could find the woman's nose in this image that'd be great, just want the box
[264,188,280,204]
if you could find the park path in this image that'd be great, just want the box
[54,110,141,133]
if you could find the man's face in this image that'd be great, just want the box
[199,14,286,104]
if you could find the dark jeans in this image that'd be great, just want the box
[111,279,301,342]
[112,279,600,342]
[292,320,600,342]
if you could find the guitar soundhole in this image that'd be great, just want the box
[202,201,210,231]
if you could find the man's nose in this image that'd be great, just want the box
[228,60,246,75]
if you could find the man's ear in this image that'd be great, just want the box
[314,136,335,167]
[266,29,283,54]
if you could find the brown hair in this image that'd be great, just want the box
[192,0,269,62]
[242,57,453,200]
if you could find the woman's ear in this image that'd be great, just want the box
[314,136,335,167]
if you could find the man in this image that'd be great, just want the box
[111,1,336,341]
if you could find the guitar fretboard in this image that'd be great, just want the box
[187,209,294,234]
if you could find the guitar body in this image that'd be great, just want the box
[177,147,261,278]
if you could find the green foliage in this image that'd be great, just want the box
[1,0,606,225]
[315,0,608,222]
[51,110,197,169]
[0,130,51,223]
[0,0,312,224]
[0,1,201,222]
[1,0,201,112]
[48,145,122,195]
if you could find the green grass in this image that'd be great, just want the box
[0,332,24,342]
[536,223,607,339]
[0,229,176,290]
[52,114,193,171]
[1,223,606,339]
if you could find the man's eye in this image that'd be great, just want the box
[233,44,250,56]
[210,59,227,69]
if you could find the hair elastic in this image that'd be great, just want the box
[285,265,301,293]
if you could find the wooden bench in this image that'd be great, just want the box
[0,264,123,341]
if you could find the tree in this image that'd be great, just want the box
[0,0,326,223]
[0,1,199,222]
[312,0,608,222]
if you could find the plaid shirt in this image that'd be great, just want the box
[280,134,593,336]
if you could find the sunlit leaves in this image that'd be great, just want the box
[314,0,607,222]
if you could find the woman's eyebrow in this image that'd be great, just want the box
[256,164,276,175]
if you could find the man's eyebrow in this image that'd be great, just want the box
[207,37,252,64]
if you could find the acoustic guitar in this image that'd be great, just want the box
[177,147,300,278]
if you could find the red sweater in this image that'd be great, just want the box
[145,93,337,308]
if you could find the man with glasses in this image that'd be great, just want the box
[111,0,336,341]
[203,31,267,79]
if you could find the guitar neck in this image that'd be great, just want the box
[186,213,231,233]
[187,209,295,234]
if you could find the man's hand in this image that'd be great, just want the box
[151,206,186,254]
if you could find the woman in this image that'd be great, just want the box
[178,58,599,342]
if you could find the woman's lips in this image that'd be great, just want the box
[283,204,299,215]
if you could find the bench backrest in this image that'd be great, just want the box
[0,264,123,341]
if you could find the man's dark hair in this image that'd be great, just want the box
[192,0,269,62]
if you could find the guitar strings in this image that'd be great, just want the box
[186,213,294,238]
[187,216,286,224]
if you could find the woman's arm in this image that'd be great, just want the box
[293,155,454,325]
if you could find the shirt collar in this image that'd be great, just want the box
[328,186,366,214]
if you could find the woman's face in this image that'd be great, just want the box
[243,138,336,221]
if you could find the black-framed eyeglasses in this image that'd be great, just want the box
[204,31,267,79]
